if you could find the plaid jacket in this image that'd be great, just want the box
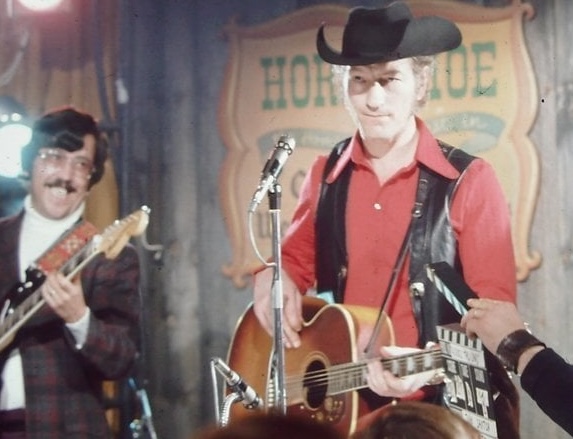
[0,211,141,438]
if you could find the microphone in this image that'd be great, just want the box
[212,357,263,409]
[248,135,296,213]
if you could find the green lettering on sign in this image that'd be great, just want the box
[261,56,287,110]
[472,42,497,97]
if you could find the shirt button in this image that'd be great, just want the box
[373,203,382,210]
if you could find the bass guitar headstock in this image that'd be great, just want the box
[94,206,151,259]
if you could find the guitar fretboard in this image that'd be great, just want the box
[0,222,99,350]
[285,346,444,397]
[329,347,443,394]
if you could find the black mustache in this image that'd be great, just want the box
[45,179,77,194]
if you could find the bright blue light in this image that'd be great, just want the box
[0,114,32,178]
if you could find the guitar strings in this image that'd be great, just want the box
[284,349,443,397]
[287,351,443,398]
[0,234,94,335]
[0,212,142,336]
[286,348,443,383]
[11,242,91,315]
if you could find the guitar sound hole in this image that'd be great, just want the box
[303,359,327,409]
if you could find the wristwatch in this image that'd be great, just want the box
[496,329,546,374]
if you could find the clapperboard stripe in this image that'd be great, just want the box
[426,264,467,316]
[439,324,482,350]
[437,326,445,342]
[425,262,480,317]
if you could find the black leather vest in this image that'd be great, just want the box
[315,143,521,438]
[315,138,475,347]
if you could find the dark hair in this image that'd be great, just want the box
[193,413,344,439]
[352,401,481,439]
[21,107,107,187]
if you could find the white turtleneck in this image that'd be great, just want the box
[19,195,85,277]
[1,196,89,410]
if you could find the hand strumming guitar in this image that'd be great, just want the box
[253,266,303,348]
[41,271,88,324]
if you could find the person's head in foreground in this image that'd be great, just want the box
[353,401,481,439]
[193,412,344,439]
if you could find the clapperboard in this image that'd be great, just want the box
[437,323,498,439]
[427,262,498,439]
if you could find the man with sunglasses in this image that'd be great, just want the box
[0,107,141,438]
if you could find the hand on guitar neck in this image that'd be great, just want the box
[41,271,88,324]
[366,345,444,399]
[0,208,149,353]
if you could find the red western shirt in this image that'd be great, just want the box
[281,118,517,347]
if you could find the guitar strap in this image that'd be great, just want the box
[316,139,474,352]
[1,220,98,322]
[0,219,98,393]
[316,139,520,437]
[363,168,429,356]
[366,142,475,353]
[34,220,99,273]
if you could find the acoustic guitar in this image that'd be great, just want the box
[226,296,444,436]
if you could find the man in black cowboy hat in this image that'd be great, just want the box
[253,2,518,437]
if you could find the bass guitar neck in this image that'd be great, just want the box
[0,207,149,352]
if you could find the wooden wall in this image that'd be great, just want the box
[516,1,573,437]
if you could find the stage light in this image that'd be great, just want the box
[17,0,65,12]
[6,0,72,18]
[0,96,32,178]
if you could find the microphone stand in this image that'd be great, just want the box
[219,392,244,427]
[267,183,287,414]
[210,357,242,427]
[128,378,158,439]
[210,357,263,427]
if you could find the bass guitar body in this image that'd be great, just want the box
[226,296,395,436]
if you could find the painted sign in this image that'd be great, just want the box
[218,0,539,287]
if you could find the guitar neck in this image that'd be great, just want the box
[326,347,444,395]
[0,207,149,353]
[0,238,99,352]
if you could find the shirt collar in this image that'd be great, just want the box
[23,194,85,228]
[325,117,461,183]
[414,118,460,179]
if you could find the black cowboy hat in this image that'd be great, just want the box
[316,2,462,66]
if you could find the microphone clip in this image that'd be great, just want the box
[211,357,263,419]
[248,135,296,213]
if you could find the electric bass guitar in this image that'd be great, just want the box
[0,206,150,353]
[226,296,444,436]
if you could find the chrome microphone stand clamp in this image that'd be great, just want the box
[211,357,263,427]
[267,183,287,414]
[218,392,244,427]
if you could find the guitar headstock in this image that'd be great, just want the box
[94,206,150,259]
